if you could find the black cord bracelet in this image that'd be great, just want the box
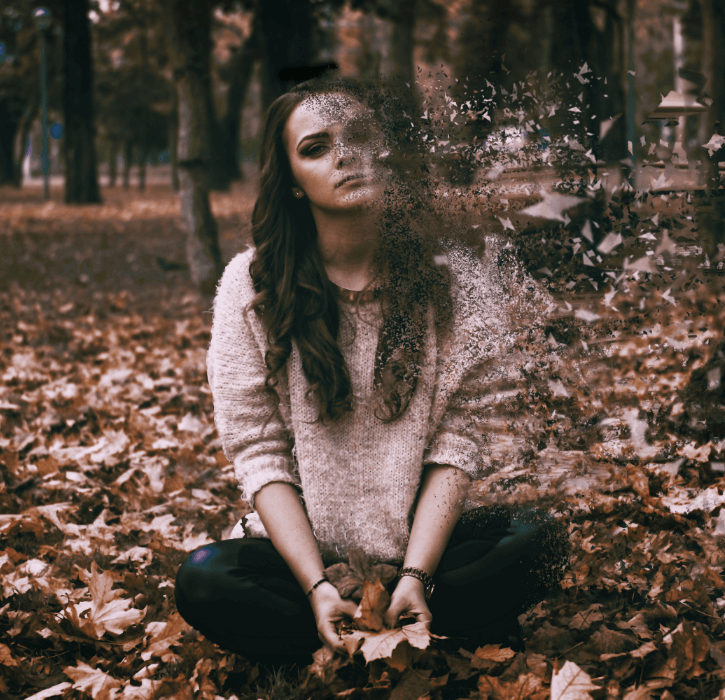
[306,577,328,598]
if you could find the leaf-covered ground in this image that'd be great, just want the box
[1,180,725,700]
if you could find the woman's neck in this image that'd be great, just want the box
[313,208,379,291]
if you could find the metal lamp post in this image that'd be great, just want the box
[33,7,52,200]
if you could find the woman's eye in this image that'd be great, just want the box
[305,144,327,156]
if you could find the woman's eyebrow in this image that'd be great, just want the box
[297,131,330,150]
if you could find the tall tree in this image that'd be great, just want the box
[63,0,101,203]
[257,0,317,113]
[157,0,223,295]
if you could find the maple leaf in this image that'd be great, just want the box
[569,603,604,630]
[23,683,73,700]
[353,580,390,632]
[343,621,434,663]
[64,661,121,700]
[550,660,600,700]
[324,548,398,601]
[478,672,547,700]
[81,561,146,638]
[474,644,516,663]
[141,612,190,662]
[114,679,164,699]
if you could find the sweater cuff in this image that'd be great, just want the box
[234,455,302,508]
[423,432,481,479]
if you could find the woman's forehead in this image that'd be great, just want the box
[285,93,376,144]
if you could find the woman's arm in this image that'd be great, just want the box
[384,464,470,628]
[255,482,358,652]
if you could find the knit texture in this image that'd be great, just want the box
[207,244,548,564]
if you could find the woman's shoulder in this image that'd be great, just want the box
[443,238,553,336]
[215,247,256,305]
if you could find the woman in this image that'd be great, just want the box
[175,77,569,664]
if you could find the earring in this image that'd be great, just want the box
[292,188,304,199]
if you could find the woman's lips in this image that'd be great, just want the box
[335,174,367,188]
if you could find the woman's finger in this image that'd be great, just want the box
[384,602,403,629]
[319,619,346,654]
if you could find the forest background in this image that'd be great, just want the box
[2,1,725,699]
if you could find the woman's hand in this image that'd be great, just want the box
[383,576,433,629]
[310,582,359,653]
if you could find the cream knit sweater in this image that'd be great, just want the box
[208,244,545,564]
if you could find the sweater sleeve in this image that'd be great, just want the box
[423,241,549,479]
[423,344,526,479]
[207,252,300,506]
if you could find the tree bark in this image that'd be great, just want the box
[0,101,19,186]
[108,142,118,187]
[63,0,102,204]
[123,140,132,189]
[215,23,260,185]
[138,139,147,192]
[699,0,725,142]
[158,0,223,294]
[170,92,180,191]
[388,0,416,86]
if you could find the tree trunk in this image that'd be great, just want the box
[138,140,147,192]
[699,0,725,143]
[388,1,416,86]
[170,93,180,191]
[158,0,223,294]
[63,0,101,204]
[108,142,118,187]
[123,140,132,189]
[215,23,260,185]
[258,0,316,114]
[0,105,17,185]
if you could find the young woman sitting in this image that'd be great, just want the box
[175,78,570,664]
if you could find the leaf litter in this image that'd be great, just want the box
[3,69,725,699]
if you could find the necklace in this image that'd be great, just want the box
[331,282,383,304]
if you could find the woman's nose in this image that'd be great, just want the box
[333,142,358,169]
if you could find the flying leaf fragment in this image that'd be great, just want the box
[520,189,584,222]
[498,216,515,231]
[550,660,599,700]
[703,133,725,157]
[575,309,601,323]
[597,232,623,255]
[64,661,121,700]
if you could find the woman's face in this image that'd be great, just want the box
[283,92,388,215]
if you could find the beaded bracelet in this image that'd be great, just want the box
[306,576,328,598]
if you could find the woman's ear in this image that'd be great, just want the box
[291,187,305,199]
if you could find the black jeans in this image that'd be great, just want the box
[175,505,570,663]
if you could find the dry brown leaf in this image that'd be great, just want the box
[353,580,390,632]
[141,612,190,662]
[569,603,604,630]
[83,561,146,638]
[344,621,433,663]
[0,642,18,666]
[64,661,121,700]
[474,644,517,662]
[550,660,600,700]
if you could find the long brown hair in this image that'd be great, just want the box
[249,77,452,423]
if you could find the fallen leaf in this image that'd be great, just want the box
[354,580,390,632]
[64,661,121,700]
[550,660,600,700]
